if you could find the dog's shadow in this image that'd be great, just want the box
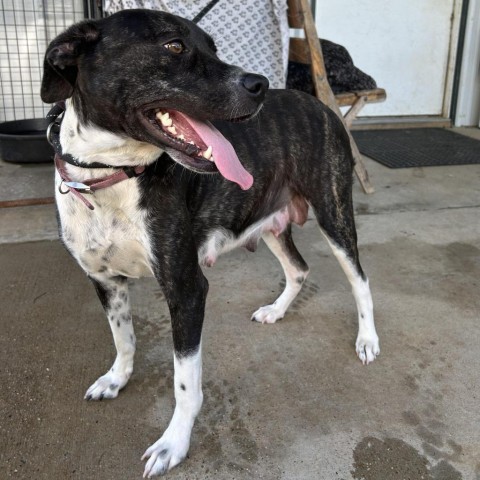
[278,278,321,313]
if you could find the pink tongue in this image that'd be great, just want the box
[177,113,253,190]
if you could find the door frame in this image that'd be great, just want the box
[452,0,480,126]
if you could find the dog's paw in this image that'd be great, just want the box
[84,372,129,401]
[356,333,380,365]
[142,433,189,478]
[251,304,284,324]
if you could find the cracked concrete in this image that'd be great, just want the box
[1,129,480,479]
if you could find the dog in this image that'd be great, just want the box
[41,9,380,478]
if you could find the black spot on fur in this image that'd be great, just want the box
[116,320,120,327]
[62,228,74,244]
[180,384,186,391]
[105,244,118,258]
[218,237,227,249]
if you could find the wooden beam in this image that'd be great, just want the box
[289,37,311,63]
[287,0,304,28]
[344,96,367,128]
[335,88,386,107]
[0,197,55,208]
[290,0,375,194]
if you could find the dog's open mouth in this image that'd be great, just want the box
[142,109,254,190]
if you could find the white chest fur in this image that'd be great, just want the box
[56,102,162,279]
[56,170,155,279]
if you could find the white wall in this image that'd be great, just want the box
[315,0,459,117]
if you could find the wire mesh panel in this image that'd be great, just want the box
[0,0,86,122]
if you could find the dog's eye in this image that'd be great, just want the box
[164,41,185,54]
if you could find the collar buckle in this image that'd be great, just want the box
[59,180,92,194]
[46,121,61,146]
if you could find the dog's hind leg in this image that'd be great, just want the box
[322,233,379,364]
[85,275,136,400]
[311,190,380,364]
[252,225,309,324]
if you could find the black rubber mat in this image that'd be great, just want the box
[352,128,480,168]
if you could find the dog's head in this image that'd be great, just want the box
[41,9,269,189]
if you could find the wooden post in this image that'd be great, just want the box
[292,0,374,194]
[344,96,367,128]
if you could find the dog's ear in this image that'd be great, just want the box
[41,21,99,103]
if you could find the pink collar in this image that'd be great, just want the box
[55,155,145,210]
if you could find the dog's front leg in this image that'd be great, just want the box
[142,249,208,477]
[86,275,135,400]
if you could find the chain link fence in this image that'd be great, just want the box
[0,0,101,122]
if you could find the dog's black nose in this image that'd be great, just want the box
[241,74,269,97]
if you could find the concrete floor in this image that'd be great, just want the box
[0,130,480,479]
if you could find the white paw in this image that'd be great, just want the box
[84,372,129,400]
[356,333,380,365]
[251,304,284,324]
[142,431,190,478]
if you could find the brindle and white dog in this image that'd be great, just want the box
[41,9,380,477]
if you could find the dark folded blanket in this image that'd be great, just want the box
[287,39,377,95]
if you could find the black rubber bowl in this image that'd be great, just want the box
[0,118,54,164]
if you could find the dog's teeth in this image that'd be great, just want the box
[202,146,213,160]
[156,111,173,127]
[188,141,195,145]
[167,126,177,135]
[177,134,185,141]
